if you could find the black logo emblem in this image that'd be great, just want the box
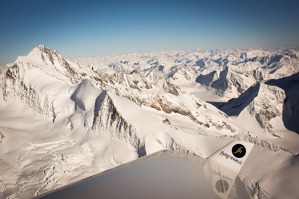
[232,144,246,158]
[215,179,229,193]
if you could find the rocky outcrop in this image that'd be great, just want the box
[92,91,141,149]
[0,64,55,118]
[266,72,299,134]
[221,83,286,133]
[28,45,80,83]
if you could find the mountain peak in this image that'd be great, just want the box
[23,45,74,69]
[28,44,59,57]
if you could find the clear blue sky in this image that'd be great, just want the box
[0,0,299,65]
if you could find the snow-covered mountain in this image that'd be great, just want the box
[220,83,286,135]
[76,48,299,100]
[0,45,299,198]
[265,72,299,134]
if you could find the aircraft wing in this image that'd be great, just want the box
[206,141,254,199]
[39,141,254,199]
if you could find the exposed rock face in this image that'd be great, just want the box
[221,83,286,133]
[91,90,141,149]
[266,72,299,134]
[1,63,54,117]
[28,45,79,83]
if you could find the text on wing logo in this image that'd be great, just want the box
[218,144,247,164]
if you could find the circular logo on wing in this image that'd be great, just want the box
[232,144,246,158]
[215,179,229,193]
